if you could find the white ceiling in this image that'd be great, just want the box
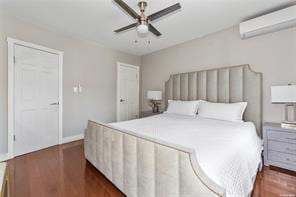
[2,0,294,56]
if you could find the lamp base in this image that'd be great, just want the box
[152,104,159,113]
[282,104,296,129]
[281,121,296,129]
[150,100,160,113]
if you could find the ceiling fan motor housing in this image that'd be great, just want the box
[138,1,148,25]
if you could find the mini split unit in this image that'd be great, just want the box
[240,5,296,39]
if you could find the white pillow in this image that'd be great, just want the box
[197,100,247,122]
[165,100,200,116]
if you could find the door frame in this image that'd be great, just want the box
[116,62,140,122]
[7,37,64,159]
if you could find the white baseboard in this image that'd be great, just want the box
[62,133,84,144]
[0,153,9,162]
[0,134,84,161]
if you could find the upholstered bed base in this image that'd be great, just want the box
[84,65,262,197]
[85,120,226,197]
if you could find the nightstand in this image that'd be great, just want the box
[263,122,296,171]
[140,111,163,118]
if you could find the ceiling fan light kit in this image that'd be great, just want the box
[114,0,181,37]
[137,24,148,34]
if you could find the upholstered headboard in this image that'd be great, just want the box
[165,65,263,137]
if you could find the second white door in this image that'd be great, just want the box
[117,63,139,121]
[14,44,60,156]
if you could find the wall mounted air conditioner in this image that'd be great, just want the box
[239,5,296,39]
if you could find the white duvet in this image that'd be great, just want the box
[109,113,262,197]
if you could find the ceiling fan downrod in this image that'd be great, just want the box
[138,1,147,25]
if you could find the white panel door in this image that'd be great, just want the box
[117,63,139,121]
[14,44,59,156]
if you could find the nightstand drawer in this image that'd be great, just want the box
[267,130,296,144]
[268,140,296,154]
[268,151,296,166]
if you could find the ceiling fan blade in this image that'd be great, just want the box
[114,23,138,33]
[114,0,140,19]
[148,3,181,21]
[149,24,161,37]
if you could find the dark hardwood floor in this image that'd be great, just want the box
[7,140,296,197]
[8,141,124,197]
[253,166,296,197]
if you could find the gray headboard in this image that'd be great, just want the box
[165,65,263,137]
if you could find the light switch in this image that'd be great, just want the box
[73,84,82,94]
[78,84,82,93]
[73,86,78,93]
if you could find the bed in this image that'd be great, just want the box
[84,65,263,197]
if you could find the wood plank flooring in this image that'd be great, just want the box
[7,140,296,197]
[8,141,124,197]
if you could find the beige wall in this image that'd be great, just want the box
[1,13,296,154]
[141,26,296,124]
[0,15,141,154]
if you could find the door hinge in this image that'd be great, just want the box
[136,74,138,79]
[13,135,16,141]
[13,56,16,64]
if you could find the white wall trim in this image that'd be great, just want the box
[7,38,64,55]
[116,62,140,122]
[58,47,64,145]
[7,37,64,160]
[62,133,84,144]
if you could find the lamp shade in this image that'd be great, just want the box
[271,85,296,103]
[147,91,162,100]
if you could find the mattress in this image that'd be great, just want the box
[110,113,262,197]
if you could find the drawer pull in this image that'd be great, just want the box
[285,137,296,141]
[286,158,296,163]
[286,147,296,152]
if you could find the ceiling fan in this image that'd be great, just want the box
[114,0,181,37]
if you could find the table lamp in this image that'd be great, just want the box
[147,91,162,113]
[271,84,296,128]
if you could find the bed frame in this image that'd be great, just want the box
[84,65,262,197]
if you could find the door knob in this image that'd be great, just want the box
[120,99,125,102]
[50,102,59,105]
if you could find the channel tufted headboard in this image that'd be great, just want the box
[165,65,263,137]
